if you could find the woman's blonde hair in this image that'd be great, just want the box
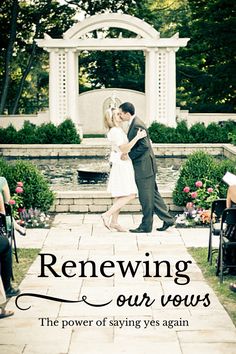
[104,108,119,129]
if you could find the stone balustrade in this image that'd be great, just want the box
[0,142,231,158]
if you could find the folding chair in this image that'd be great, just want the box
[216,208,236,283]
[0,204,19,263]
[0,213,7,237]
[207,199,226,265]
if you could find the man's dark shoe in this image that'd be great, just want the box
[5,287,20,298]
[156,221,174,232]
[129,227,151,233]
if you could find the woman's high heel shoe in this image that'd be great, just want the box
[101,215,111,231]
[110,223,127,232]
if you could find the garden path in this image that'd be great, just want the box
[1,214,236,354]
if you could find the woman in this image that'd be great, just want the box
[0,276,14,319]
[0,177,26,236]
[227,185,236,208]
[101,108,146,231]
[224,185,236,272]
[0,236,20,298]
[229,283,236,293]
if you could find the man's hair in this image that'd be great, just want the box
[119,102,135,116]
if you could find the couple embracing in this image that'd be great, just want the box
[101,102,174,233]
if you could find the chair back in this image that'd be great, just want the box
[4,203,12,218]
[211,199,226,219]
[222,208,236,226]
[0,213,7,236]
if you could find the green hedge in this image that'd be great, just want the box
[148,120,236,143]
[173,151,236,206]
[0,119,81,144]
[0,158,54,212]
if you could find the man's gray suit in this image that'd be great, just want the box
[127,116,173,232]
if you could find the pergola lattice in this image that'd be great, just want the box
[36,13,189,127]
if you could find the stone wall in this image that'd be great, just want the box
[51,190,183,214]
[0,142,227,158]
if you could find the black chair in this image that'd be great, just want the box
[216,208,236,283]
[0,205,19,263]
[207,199,226,265]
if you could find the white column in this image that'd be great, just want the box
[48,49,60,125]
[145,48,158,126]
[166,48,178,127]
[67,49,79,125]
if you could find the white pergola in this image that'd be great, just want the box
[36,13,189,128]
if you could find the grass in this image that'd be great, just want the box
[12,248,39,288]
[188,247,236,326]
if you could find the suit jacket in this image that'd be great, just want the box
[127,116,157,180]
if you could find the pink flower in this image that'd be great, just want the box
[17,181,23,187]
[191,191,198,198]
[207,187,213,193]
[15,186,23,194]
[195,181,203,188]
[186,202,193,209]
[183,186,190,193]
[9,199,16,205]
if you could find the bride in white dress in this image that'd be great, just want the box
[101,108,146,231]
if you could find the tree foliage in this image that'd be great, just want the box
[0,0,76,114]
[0,0,235,114]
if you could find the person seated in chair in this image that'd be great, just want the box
[0,177,26,236]
[0,276,14,318]
[225,185,236,270]
[227,185,236,208]
[229,283,236,293]
[0,235,20,298]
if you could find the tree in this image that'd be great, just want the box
[0,0,76,114]
[184,0,236,112]
[0,0,19,114]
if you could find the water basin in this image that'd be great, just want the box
[6,157,183,192]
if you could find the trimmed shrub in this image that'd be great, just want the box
[0,158,10,180]
[15,121,39,144]
[173,151,216,206]
[213,159,236,198]
[205,123,225,143]
[0,124,18,144]
[189,123,208,143]
[56,119,81,144]
[175,120,191,143]
[0,119,81,144]
[0,158,54,212]
[149,122,177,143]
[228,132,236,145]
[36,123,58,143]
[173,151,236,207]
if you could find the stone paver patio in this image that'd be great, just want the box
[1,213,236,354]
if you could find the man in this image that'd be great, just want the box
[119,102,174,233]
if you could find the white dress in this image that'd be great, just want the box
[107,127,137,197]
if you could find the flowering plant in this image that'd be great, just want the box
[9,181,51,228]
[175,179,219,226]
[183,179,219,210]
[19,208,50,228]
[9,181,24,220]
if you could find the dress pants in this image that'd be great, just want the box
[136,174,173,231]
